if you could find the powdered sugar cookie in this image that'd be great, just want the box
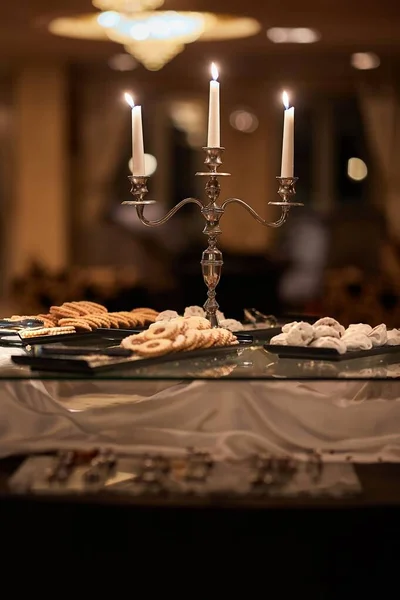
[219,318,244,332]
[310,336,346,354]
[343,333,373,351]
[184,306,205,318]
[346,323,372,336]
[136,339,173,357]
[282,321,298,333]
[387,329,400,346]
[285,326,309,347]
[146,321,179,340]
[289,322,314,344]
[313,325,340,340]
[368,323,387,347]
[270,333,288,345]
[216,310,225,321]
[156,310,179,322]
[313,317,345,337]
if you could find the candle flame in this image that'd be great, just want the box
[124,92,134,108]
[282,91,289,110]
[211,62,219,81]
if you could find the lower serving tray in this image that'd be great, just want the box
[265,343,400,362]
[11,343,249,375]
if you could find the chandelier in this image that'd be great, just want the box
[93,0,165,11]
[48,8,261,71]
[97,10,213,70]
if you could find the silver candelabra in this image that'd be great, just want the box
[123,147,302,327]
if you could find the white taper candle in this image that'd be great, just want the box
[207,63,220,147]
[124,92,145,176]
[281,91,294,178]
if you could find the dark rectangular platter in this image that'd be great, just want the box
[11,342,248,375]
[96,326,280,340]
[265,344,400,362]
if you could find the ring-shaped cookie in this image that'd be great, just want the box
[146,322,178,340]
[136,339,173,357]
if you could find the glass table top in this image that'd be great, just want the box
[3,343,400,381]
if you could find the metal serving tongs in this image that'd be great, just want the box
[243,308,278,327]
[0,318,44,330]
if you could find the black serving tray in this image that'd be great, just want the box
[11,342,250,375]
[265,343,400,362]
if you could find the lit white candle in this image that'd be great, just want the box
[281,91,295,177]
[124,92,145,176]
[207,63,220,148]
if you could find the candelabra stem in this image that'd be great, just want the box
[201,203,224,327]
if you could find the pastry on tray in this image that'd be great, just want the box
[2,301,159,338]
[120,317,238,358]
[270,317,400,354]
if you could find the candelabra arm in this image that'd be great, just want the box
[221,198,290,228]
[136,197,203,227]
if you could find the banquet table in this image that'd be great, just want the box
[1,343,400,578]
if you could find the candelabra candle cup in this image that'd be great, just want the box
[124,148,302,327]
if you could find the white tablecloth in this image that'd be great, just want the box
[1,348,400,461]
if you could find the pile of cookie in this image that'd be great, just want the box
[121,315,239,358]
[270,317,400,354]
[7,301,158,339]
[155,306,244,332]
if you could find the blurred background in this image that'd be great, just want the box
[1,0,400,325]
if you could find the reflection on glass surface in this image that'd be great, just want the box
[3,344,400,380]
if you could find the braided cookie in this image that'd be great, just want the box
[114,311,142,327]
[76,301,108,313]
[50,305,81,319]
[37,314,58,327]
[58,318,93,332]
[84,314,111,329]
[109,313,132,328]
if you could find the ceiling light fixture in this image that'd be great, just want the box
[267,27,320,44]
[48,12,261,70]
[351,52,380,70]
[94,0,165,11]
[347,157,368,181]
